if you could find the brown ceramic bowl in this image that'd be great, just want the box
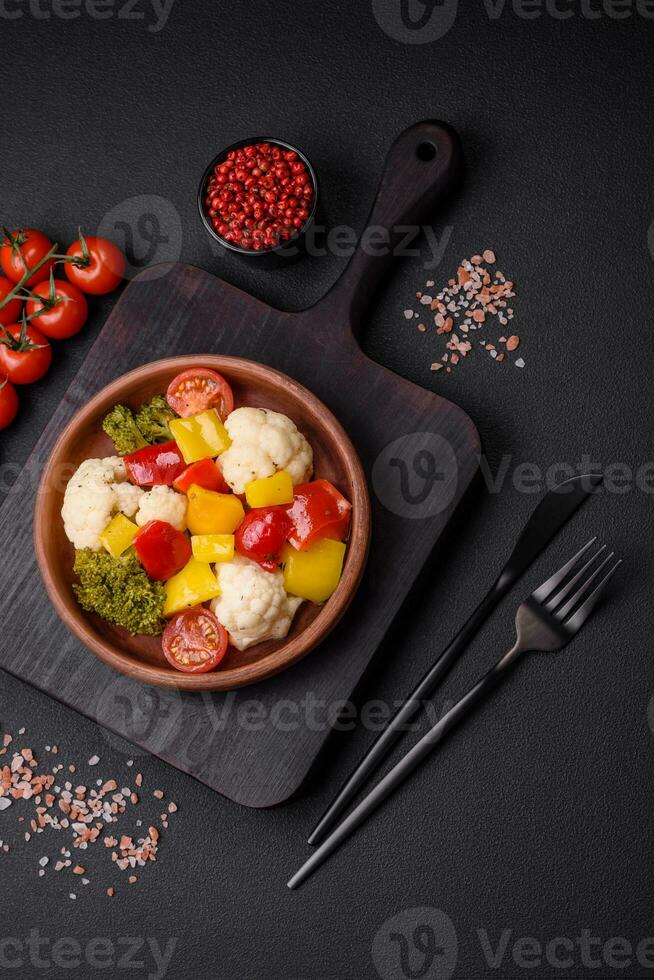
[34,356,371,692]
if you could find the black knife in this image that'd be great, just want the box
[307,472,603,847]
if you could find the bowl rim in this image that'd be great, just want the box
[34,355,371,692]
[196,137,319,256]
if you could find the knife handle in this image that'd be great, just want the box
[315,120,463,339]
[292,641,521,890]
[307,578,506,846]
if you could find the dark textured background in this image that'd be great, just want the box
[1,3,653,979]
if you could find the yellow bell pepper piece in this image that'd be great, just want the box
[245,470,294,508]
[99,514,139,557]
[163,557,221,617]
[191,533,235,563]
[186,484,245,535]
[280,539,346,604]
[169,410,232,464]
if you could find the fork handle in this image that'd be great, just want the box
[308,583,507,846]
[289,641,524,889]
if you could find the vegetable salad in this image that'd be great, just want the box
[61,367,352,674]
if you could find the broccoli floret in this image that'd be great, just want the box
[135,395,176,444]
[73,549,165,636]
[102,405,148,455]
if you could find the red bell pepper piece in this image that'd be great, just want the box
[285,479,352,551]
[133,520,191,581]
[173,458,230,495]
[124,440,186,487]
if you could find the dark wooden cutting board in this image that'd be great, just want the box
[0,122,480,807]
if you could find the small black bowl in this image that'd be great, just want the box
[197,137,319,261]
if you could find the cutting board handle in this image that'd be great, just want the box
[316,120,463,337]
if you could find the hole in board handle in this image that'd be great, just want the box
[416,141,437,161]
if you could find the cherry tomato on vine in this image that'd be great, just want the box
[64,236,125,295]
[0,376,18,430]
[0,321,52,384]
[0,276,22,326]
[0,229,54,288]
[162,607,229,673]
[26,278,89,340]
[166,368,234,419]
[235,506,291,571]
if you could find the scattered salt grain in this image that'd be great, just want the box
[0,729,175,901]
[515,358,525,368]
[410,250,522,376]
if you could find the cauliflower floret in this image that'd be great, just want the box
[220,406,313,495]
[113,482,145,518]
[61,456,145,551]
[135,486,187,531]
[210,556,303,651]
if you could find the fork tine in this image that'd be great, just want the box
[543,545,606,612]
[532,537,597,603]
[553,551,614,621]
[563,559,622,633]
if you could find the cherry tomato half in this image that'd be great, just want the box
[133,520,191,581]
[0,229,54,288]
[0,376,18,430]
[286,479,352,551]
[0,277,22,326]
[162,607,229,673]
[26,279,89,340]
[65,236,125,295]
[235,507,291,571]
[166,368,234,420]
[0,322,52,385]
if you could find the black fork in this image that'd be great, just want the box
[288,539,622,890]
